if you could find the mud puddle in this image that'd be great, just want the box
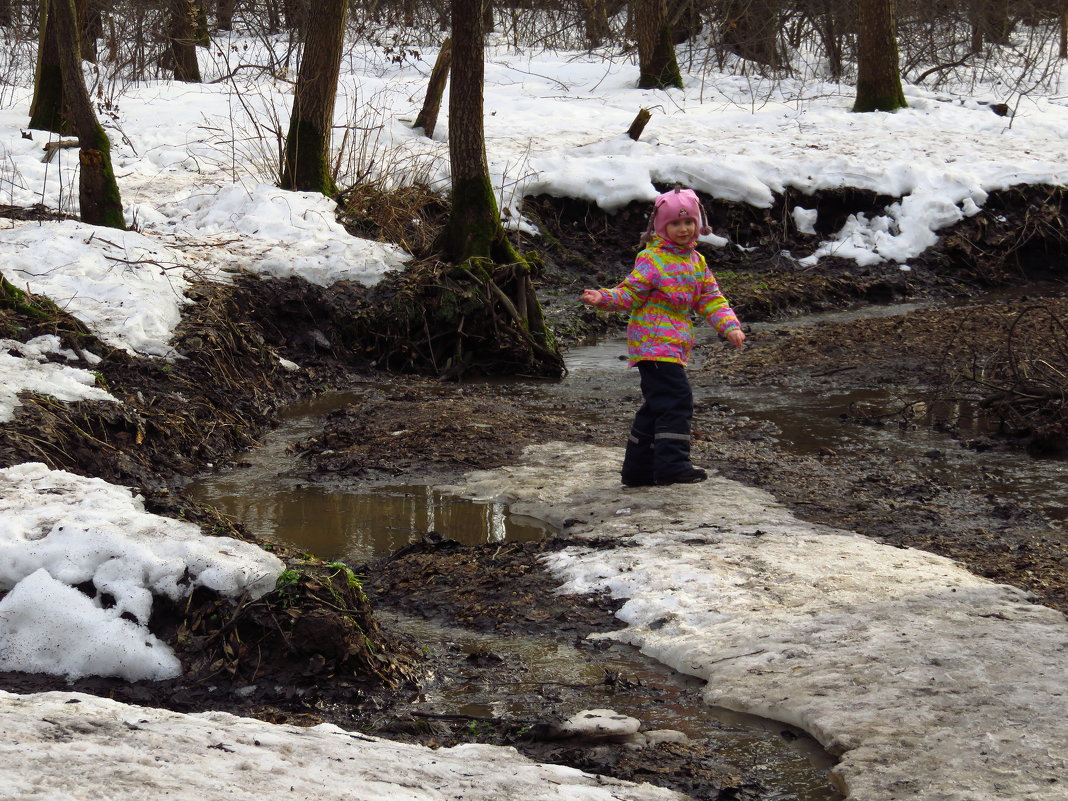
[187,386,843,800]
[382,610,841,801]
[186,392,554,562]
[556,302,1068,528]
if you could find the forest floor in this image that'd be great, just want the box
[1,190,1066,800]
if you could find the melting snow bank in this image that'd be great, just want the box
[0,690,686,801]
[450,443,1068,801]
[0,463,284,681]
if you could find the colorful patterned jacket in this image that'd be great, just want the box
[589,237,741,366]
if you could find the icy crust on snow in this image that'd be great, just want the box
[145,182,411,287]
[0,220,193,357]
[452,443,1068,801]
[0,690,688,801]
[0,335,116,423]
[0,463,284,681]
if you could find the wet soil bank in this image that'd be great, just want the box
[1,187,1066,799]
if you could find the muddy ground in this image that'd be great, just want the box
[1,188,1066,800]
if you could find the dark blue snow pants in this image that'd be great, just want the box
[620,360,694,484]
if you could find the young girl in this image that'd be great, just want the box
[580,187,745,487]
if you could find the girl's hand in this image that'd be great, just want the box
[726,328,746,350]
[580,289,601,306]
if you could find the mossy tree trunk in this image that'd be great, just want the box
[51,0,125,229]
[168,0,202,82]
[195,0,210,46]
[29,1,67,134]
[435,0,563,377]
[635,0,682,89]
[852,0,907,113]
[280,0,348,195]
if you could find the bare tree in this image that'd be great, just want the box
[436,0,563,374]
[718,0,785,70]
[581,0,610,48]
[168,0,202,82]
[412,37,452,138]
[29,0,66,133]
[853,0,907,112]
[50,0,125,228]
[216,0,238,30]
[635,0,682,88]
[800,0,849,80]
[1060,0,1067,58]
[968,0,1013,50]
[280,0,348,194]
[77,0,103,62]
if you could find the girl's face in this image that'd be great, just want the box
[665,217,697,245]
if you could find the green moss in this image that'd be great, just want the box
[78,124,126,230]
[852,94,908,113]
[638,23,683,90]
[281,117,337,196]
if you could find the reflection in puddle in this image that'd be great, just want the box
[388,611,843,801]
[188,479,550,563]
[186,394,551,562]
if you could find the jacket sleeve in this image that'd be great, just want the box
[588,253,659,311]
[695,259,741,335]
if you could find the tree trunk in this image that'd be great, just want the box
[168,0,202,82]
[807,0,846,81]
[284,0,307,36]
[719,0,784,70]
[853,0,906,113]
[1060,0,1067,58]
[77,0,103,63]
[981,0,1011,45]
[413,37,452,139]
[0,0,12,27]
[29,1,67,133]
[216,0,237,30]
[581,0,610,48]
[635,0,682,89]
[669,0,701,45]
[280,0,348,194]
[435,0,564,376]
[969,0,984,51]
[438,0,510,263]
[195,0,210,46]
[50,0,125,229]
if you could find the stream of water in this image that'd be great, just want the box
[187,298,1064,801]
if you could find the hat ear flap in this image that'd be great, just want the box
[698,200,712,236]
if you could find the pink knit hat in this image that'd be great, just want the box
[641,187,712,245]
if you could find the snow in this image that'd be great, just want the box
[0,335,114,423]
[0,462,284,681]
[0,690,686,801]
[452,443,1068,801]
[0,23,1066,801]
